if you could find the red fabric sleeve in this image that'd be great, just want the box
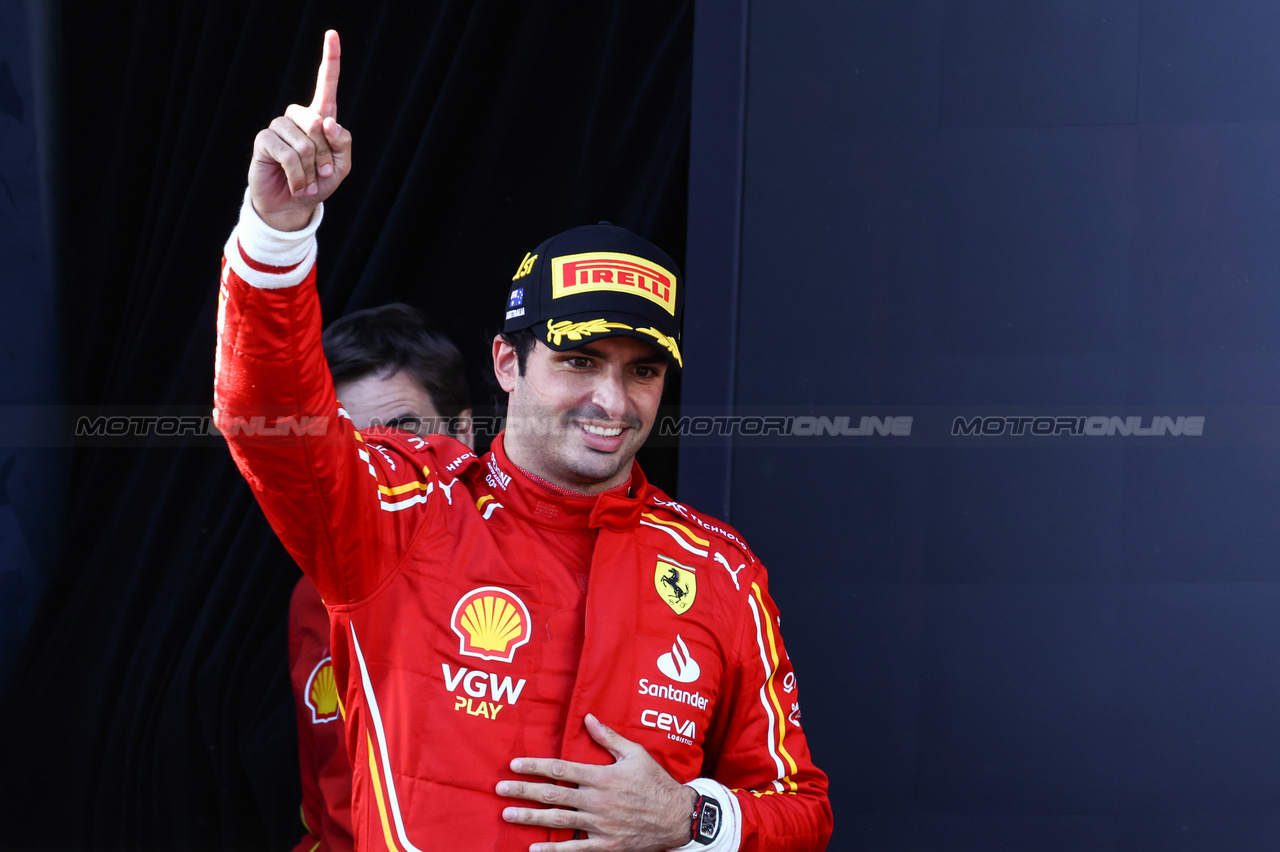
[713,569,834,851]
[214,255,435,606]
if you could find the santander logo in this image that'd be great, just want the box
[657,635,700,684]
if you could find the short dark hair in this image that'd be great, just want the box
[498,328,538,376]
[323,304,470,420]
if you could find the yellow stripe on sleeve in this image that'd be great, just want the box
[640,512,711,546]
[752,582,801,790]
[378,480,430,496]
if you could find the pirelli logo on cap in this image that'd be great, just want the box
[552,252,677,316]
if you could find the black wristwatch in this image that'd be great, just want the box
[689,793,722,845]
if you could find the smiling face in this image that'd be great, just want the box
[493,335,668,494]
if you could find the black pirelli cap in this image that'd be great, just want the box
[501,222,684,368]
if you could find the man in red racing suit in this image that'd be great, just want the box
[216,30,831,852]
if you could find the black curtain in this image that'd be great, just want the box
[2,2,690,849]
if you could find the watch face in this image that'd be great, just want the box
[696,798,721,843]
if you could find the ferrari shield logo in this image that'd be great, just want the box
[654,557,697,615]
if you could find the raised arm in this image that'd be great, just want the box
[215,31,432,606]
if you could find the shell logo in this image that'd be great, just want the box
[304,656,340,724]
[450,586,532,664]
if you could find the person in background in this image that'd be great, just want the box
[289,303,471,852]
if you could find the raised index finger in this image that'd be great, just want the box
[309,29,341,118]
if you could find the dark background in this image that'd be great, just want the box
[5,1,1280,851]
[702,1,1280,850]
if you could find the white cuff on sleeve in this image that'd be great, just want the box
[223,188,324,289]
[668,778,742,852]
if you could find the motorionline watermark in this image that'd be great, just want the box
[950,415,1204,438]
[58,409,921,446]
[69,412,491,441]
[75,414,221,438]
[0,405,1242,447]
[657,414,913,438]
[660,409,1215,445]
[59,411,1213,444]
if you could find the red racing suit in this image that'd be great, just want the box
[289,576,355,852]
[214,198,832,851]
